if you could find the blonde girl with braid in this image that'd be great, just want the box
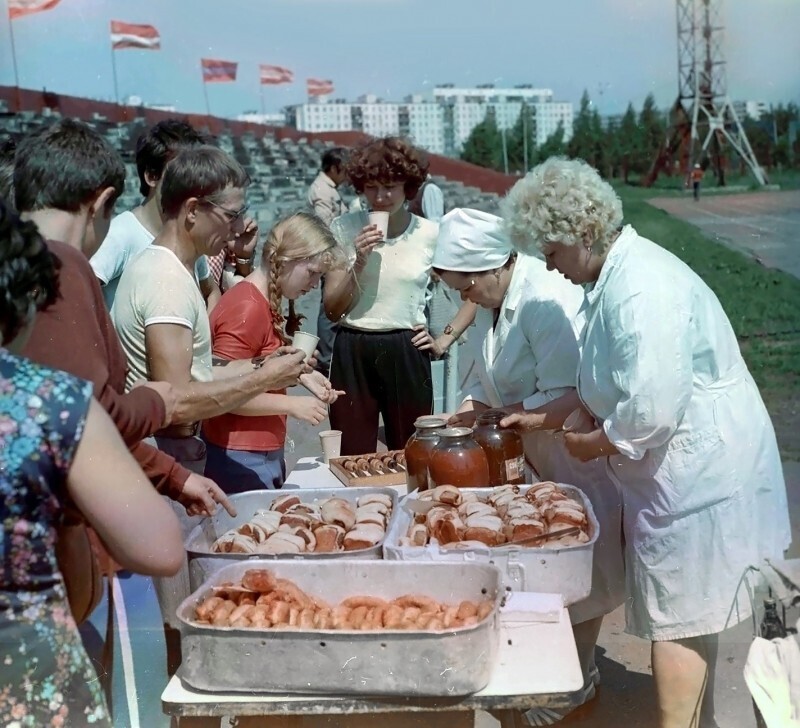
[203,212,345,493]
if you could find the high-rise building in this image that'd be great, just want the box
[285,84,572,158]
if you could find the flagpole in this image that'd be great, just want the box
[202,81,211,117]
[8,19,22,111]
[260,83,266,116]
[110,44,120,106]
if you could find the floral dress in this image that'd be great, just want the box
[0,349,110,727]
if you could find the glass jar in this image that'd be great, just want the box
[404,416,447,492]
[472,410,526,486]
[428,427,490,489]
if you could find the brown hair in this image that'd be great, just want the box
[261,212,344,343]
[160,145,250,218]
[346,136,429,200]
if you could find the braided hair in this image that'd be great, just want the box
[260,212,344,344]
[0,196,60,345]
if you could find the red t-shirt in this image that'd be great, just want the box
[203,281,287,451]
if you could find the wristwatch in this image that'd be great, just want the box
[236,256,252,266]
[443,324,461,339]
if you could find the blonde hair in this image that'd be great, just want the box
[500,157,623,255]
[261,212,344,344]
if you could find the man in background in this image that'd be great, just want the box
[408,172,445,221]
[307,146,349,376]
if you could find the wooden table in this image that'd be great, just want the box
[162,604,584,727]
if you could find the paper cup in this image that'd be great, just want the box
[561,408,595,434]
[319,430,342,464]
[291,331,319,362]
[367,210,389,239]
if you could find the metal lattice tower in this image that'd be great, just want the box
[645,0,766,187]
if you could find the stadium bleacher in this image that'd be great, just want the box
[0,86,513,226]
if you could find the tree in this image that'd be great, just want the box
[635,93,666,174]
[533,122,567,164]
[617,102,640,182]
[567,90,595,163]
[506,103,536,174]
[460,113,503,171]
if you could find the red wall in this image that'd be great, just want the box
[0,85,519,196]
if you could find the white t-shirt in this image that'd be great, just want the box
[111,246,213,391]
[91,210,210,309]
[343,215,439,331]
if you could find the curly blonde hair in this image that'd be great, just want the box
[500,157,623,255]
[261,212,344,344]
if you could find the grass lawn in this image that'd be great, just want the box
[615,184,800,459]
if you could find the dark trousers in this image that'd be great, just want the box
[315,277,338,377]
[329,327,433,456]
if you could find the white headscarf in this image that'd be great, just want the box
[432,208,513,273]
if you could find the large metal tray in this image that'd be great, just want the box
[177,559,502,696]
[186,488,398,591]
[383,484,599,605]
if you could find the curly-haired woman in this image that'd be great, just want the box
[202,212,345,493]
[0,198,183,725]
[323,136,443,455]
[501,157,791,728]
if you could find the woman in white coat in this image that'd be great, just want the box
[435,208,625,725]
[501,157,791,728]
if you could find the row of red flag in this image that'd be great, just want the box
[9,1,335,96]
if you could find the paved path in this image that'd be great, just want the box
[648,190,800,279]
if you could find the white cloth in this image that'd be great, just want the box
[460,253,625,623]
[343,215,439,331]
[90,210,210,309]
[421,181,445,222]
[111,246,213,391]
[578,225,791,640]
[433,208,513,273]
[744,618,800,728]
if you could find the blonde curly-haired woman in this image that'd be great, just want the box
[203,212,344,493]
[501,157,790,728]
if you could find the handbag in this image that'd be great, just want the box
[54,500,104,625]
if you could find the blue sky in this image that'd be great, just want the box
[2,0,798,117]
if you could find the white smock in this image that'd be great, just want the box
[577,226,791,641]
[461,253,625,623]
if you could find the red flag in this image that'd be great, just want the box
[260,64,294,85]
[307,78,334,97]
[201,58,238,83]
[9,0,60,20]
[111,21,160,50]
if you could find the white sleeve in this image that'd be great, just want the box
[519,297,580,410]
[421,184,445,222]
[601,289,694,460]
[89,223,127,284]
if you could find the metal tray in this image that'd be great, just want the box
[185,488,398,592]
[383,484,599,605]
[177,559,501,696]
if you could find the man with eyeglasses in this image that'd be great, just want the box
[90,119,224,312]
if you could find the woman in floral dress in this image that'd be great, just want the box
[0,199,184,727]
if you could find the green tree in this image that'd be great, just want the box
[460,112,503,170]
[506,103,536,174]
[567,90,595,162]
[617,103,640,182]
[635,93,666,174]
[533,122,567,164]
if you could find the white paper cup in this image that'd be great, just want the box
[291,331,319,362]
[319,430,342,464]
[367,210,389,239]
[561,408,595,434]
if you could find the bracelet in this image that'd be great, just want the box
[235,256,252,266]
[443,324,462,340]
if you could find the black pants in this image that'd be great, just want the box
[329,327,433,456]
[315,277,338,377]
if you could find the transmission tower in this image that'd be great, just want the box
[644,0,766,187]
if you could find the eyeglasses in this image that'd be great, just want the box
[200,198,249,224]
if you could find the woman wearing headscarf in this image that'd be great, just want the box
[435,208,625,725]
[501,157,791,728]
